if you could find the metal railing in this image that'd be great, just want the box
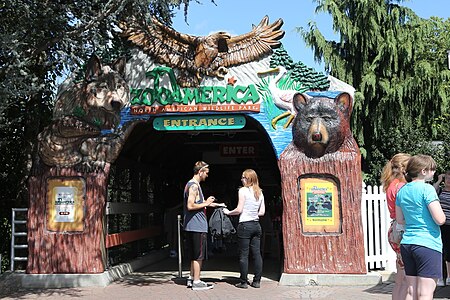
[10,208,28,271]
[177,214,182,278]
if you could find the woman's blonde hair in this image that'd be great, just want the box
[404,154,437,182]
[380,153,411,192]
[242,169,262,200]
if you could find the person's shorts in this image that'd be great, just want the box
[400,244,442,279]
[185,231,207,261]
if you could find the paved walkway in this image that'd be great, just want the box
[1,254,449,299]
[1,270,449,299]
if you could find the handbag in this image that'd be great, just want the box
[389,220,405,244]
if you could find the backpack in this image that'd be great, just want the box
[209,208,236,240]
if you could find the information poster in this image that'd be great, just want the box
[47,178,85,232]
[299,176,341,234]
[54,186,76,222]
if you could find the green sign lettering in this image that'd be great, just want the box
[153,115,246,131]
[130,67,260,107]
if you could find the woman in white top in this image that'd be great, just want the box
[224,169,265,289]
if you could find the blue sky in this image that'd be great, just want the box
[172,0,450,73]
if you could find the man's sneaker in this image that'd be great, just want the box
[235,282,248,289]
[446,278,450,286]
[192,280,214,291]
[251,281,261,288]
[186,278,192,288]
[437,278,445,287]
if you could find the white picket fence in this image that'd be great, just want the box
[362,183,397,271]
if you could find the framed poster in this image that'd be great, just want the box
[46,177,85,232]
[298,175,342,234]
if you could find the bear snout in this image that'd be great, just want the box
[110,100,122,112]
[308,118,329,144]
[312,132,322,141]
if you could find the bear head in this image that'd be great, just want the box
[291,92,353,158]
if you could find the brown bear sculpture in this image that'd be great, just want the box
[292,92,352,158]
[278,91,365,274]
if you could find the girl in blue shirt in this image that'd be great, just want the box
[396,154,446,300]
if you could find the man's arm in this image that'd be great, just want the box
[187,184,214,211]
[433,174,445,192]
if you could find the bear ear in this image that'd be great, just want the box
[293,93,309,113]
[85,54,102,82]
[112,56,126,77]
[335,92,353,117]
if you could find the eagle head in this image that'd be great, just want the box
[195,31,231,68]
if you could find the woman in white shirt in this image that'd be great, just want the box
[224,169,265,289]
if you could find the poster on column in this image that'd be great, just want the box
[54,186,76,222]
[299,176,341,234]
[47,177,85,232]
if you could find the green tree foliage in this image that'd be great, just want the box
[300,0,450,182]
[0,0,205,272]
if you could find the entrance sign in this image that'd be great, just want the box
[153,115,245,131]
[299,176,341,234]
[220,144,258,157]
[47,178,85,232]
[129,66,261,115]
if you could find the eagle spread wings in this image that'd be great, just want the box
[120,16,285,87]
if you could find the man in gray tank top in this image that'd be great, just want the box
[183,161,221,290]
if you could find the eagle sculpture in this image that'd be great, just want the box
[120,16,284,87]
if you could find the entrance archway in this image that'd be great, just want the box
[106,115,283,275]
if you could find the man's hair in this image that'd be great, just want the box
[193,161,209,174]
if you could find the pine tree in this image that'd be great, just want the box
[300,0,450,179]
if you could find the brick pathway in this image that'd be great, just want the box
[1,252,449,300]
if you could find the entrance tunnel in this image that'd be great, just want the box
[106,115,283,275]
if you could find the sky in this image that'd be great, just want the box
[172,0,450,73]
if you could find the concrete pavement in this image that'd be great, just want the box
[1,251,449,299]
[0,270,392,300]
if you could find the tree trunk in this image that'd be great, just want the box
[26,164,109,274]
[278,141,366,274]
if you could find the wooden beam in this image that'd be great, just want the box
[106,202,154,215]
[106,226,161,248]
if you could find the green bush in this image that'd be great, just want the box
[363,123,450,186]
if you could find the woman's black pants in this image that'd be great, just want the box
[237,220,263,283]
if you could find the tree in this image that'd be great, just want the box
[0,0,207,272]
[300,0,450,181]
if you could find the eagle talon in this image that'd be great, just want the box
[216,66,228,79]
